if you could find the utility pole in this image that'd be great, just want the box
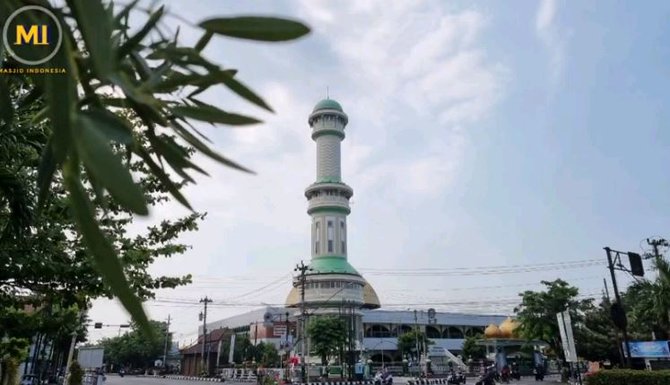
[64,305,87,385]
[605,247,632,367]
[647,238,668,261]
[294,261,312,384]
[413,310,420,364]
[163,314,171,369]
[200,297,213,375]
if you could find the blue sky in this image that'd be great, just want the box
[88,0,670,343]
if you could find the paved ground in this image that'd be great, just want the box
[104,374,564,385]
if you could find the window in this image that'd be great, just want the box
[340,220,346,253]
[315,221,320,254]
[327,220,334,252]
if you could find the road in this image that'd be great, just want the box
[104,375,562,385]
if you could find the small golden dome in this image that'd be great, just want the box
[484,324,502,338]
[499,317,521,338]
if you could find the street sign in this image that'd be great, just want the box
[623,341,670,358]
[556,310,578,362]
[77,347,104,369]
[274,325,287,337]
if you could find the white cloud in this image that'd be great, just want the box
[87,0,509,341]
[535,0,566,86]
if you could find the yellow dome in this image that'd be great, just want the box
[499,317,521,338]
[284,281,381,309]
[484,324,502,338]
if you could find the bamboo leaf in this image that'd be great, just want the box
[63,167,154,339]
[172,105,261,126]
[68,0,114,78]
[152,70,237,94]
[199,17,310,42]
[194,31,214,52]
[170,120,254,174]
[75,115,148,215]
[80,109,134,144]
[45,35,76,163]
[118,6,164,59]
[137,148,193,210]
[0,78,13,123]
[36,138,57,210]
[218,72,273,113]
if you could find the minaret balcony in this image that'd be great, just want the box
[307,195,350,214]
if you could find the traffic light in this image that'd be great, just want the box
[628,252,644,277]
[94,322,103,329]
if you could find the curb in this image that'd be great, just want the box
[158,375,226,382]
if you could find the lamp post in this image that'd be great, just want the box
[402,358,408,376]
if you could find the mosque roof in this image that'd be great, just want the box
[309,256,360,275]
[313,98,343,112]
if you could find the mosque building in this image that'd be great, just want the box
[185,99,508,376]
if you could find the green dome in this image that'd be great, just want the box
[313,99,343,112]
[309,256,360,275]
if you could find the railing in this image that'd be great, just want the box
[308,195,350,211]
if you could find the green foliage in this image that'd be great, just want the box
[461,335,486,360]
[0,0,310,336]
[575,299,620,363]
[100,320,169,369]
[514,279,592,359]
[307,317,347,364]
[68,361,83,385]
[585,370,670,385]
[396,330,433,357]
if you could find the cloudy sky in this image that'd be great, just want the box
[87,0,670,344]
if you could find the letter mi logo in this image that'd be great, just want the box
[2,5,62,65]
[14,25,50,46]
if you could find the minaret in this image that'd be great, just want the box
[286,97,380,315]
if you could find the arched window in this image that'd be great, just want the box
[327,219,334,252]
[425,326,441,339]
[447,326,464,339]
[314,221,320,254]
[340,220,346,253]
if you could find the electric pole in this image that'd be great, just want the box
[163,314,171,369]
[413,310,420,364]
[200,297,213,375]
[605,247,632,367]
[647,238,668,261]
[294,261,312,384]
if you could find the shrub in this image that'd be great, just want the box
[68,361,83,385]
[585,369,670,385]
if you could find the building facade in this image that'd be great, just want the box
[197,307,506,365]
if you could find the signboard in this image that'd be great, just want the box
[228,334,236,364]
[623,341,670,358]
[273,325,287,337]
[77,347,104,369]
[556,311,578,362]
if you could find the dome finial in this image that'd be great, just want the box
[326,86,330,99]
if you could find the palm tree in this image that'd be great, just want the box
[651,256,670,337]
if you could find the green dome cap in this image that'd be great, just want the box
[309,256,360,275]
[313,99,343,112]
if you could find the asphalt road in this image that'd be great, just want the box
[104,375,562,385]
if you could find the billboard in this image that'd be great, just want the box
[623,341,670,358]
[77,347,104,369]
[556,311,578,362]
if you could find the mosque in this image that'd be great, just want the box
[184,99,509,376]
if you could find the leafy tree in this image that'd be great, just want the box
[397,330,433,357]
[574,299,621,363]
[68,361,83,385]
[100,320,169,369]
[0,0,310,333]
[461,335,486,361]
[256,342,280,367]
[307,317,347,364]
[514,279,592,359]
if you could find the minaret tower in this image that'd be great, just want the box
[286,97,380,323]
